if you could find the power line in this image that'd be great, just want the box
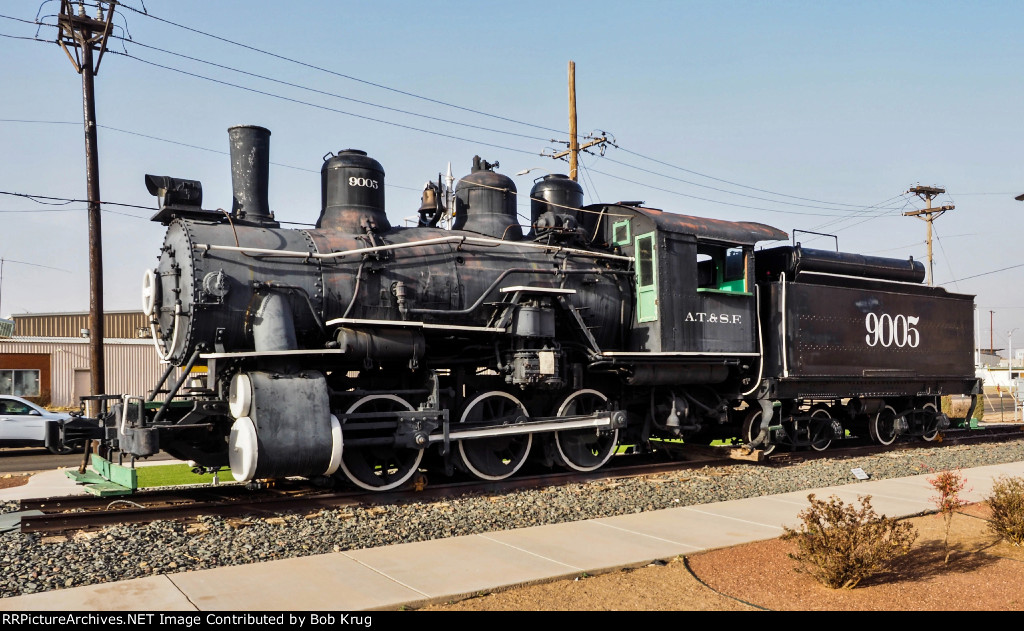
[0,118,435,194]
[0,31,46,41]
[614,145,901,210]
[109,6,917,217]
[116,4,568,136]
[7,16,549,157]
[600,154,906,213]
[0,206,88,213]
[114,36,554,143]
[10,11,1009,230]
[7,13,950,219]
[0,190,153,211]
[0,257,71,273]
[583,166,880,217]
[7,14,559,155]
[932,224,960,291]
[114,50,543,157]
[805,194,911,235]
[951,263,1024,283]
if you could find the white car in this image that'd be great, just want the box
[0,395,75,454]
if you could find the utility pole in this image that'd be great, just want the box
[904,185,954,286]
[991,310,995,355]
[547,61,610,181]
[567,61,579,180]
[57,1,115,408]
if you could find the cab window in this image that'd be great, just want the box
[696,244,747,293]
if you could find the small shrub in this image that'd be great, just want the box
[943,394,983,422]
[782,493,917,589]
[987,476,1024,546]
[928,469,969,564]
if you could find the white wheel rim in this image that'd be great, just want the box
[323,414,344,476]
[874,405,899,446]
[339,395,423,491]
[921,402,940,441]
[554,389,617,472]
[745,409,775,455]
[809,408,832,452]
[458,391,532,481]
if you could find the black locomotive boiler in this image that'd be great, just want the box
[55,125,980,490]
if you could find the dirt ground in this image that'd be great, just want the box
[418,503,1024,611]
[0,474,31,490]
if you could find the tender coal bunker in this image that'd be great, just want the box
[755,245,926,283]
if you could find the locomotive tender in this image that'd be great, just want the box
[56,125,980,490]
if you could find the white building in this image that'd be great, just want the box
[0,312,180,408]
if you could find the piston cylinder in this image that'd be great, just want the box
[227,371,342,481]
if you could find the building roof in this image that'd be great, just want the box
[0,336,153,345]
[10,311,149,339]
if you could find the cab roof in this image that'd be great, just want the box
[607,203,789,245]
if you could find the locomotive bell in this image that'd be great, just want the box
[417,182,446,227]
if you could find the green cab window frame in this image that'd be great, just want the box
[612,219,631,246]
[635,232,658,323]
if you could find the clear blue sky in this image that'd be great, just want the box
[2,1,1022,353]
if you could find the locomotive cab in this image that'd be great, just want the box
[593,204,786,358]
[583,204,787,441]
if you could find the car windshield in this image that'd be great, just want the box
[0,399,34,415]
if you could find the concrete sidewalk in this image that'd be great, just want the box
[1,460,1022,611]
[1,459,188,501]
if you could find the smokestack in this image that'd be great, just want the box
[228,125,274,224]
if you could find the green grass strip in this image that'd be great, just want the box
[135,464,235,489]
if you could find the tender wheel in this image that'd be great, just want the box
[552,389,618,472]
[457,391,532,481]
[742,407,775,455]
[338,395,424,491]
[869,405,900,446]
[920,402,940,442]
[808,405,833,452]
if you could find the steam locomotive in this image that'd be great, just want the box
[55,125,980,491]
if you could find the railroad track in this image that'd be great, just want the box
[17,424,1023,534]
[17,453,726,534]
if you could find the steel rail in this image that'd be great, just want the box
[18,426,1022,534]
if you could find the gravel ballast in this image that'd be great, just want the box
[2,438,1023,598]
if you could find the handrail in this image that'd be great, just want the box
[192,234,634,264]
